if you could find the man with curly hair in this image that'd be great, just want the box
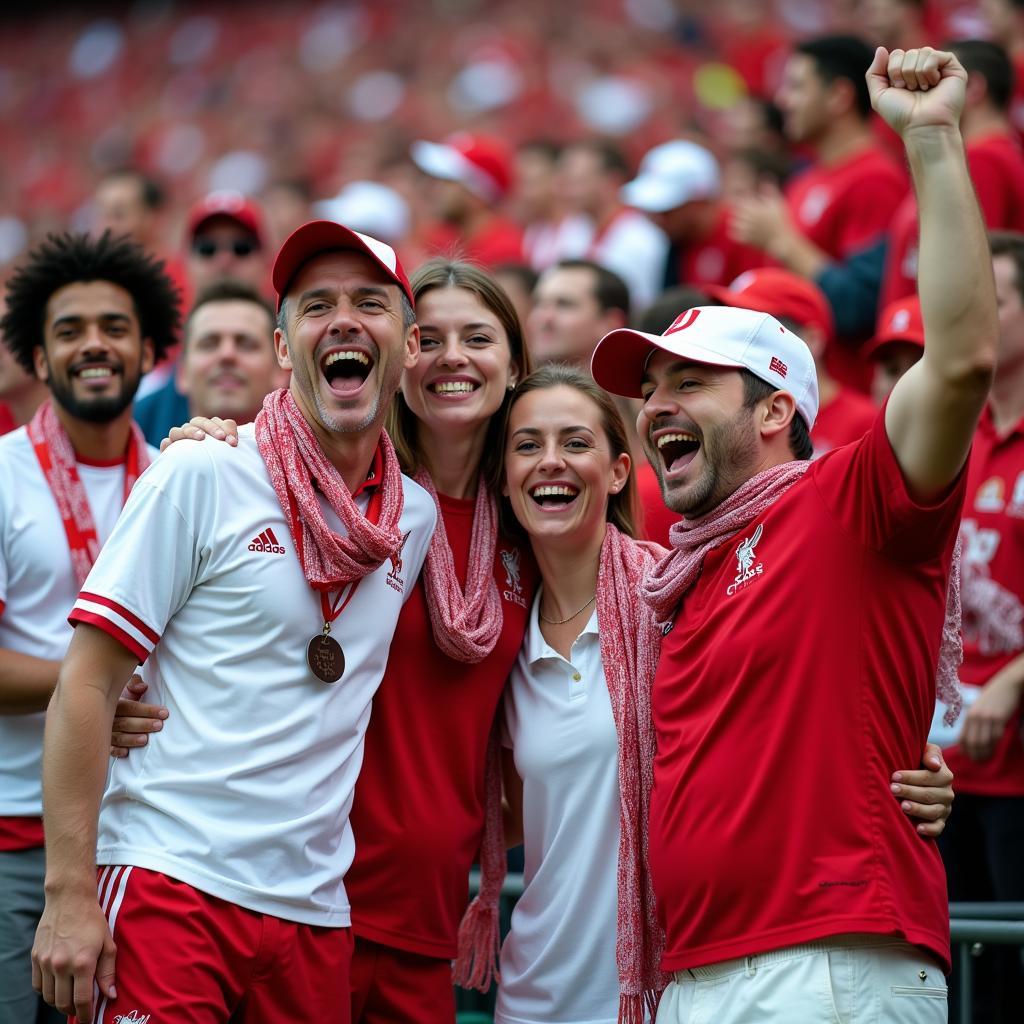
[0,231,179,1024]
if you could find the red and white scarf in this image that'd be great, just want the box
[643,460,964,724]
[254,389,405,589]
[414,469,503,663]
[28,399,150,587]
[456,525,668,1023]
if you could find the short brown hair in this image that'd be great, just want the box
[990,230,1024,304]
[491,363,638,540]
[387,260,532,489]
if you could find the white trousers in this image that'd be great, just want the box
[655,934,947,1024]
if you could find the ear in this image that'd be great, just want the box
[175,352,189,395]
[32,345,49,384]
[140,338,155,377]
[507,354,521,390]
[403,323,420,370]
[801,324,826,362]
[964,70,987,109]
[609,450,631,494]
[825,76,856,119]
[274,327,292,370]
[599,307,628,336]
[758,390,798,443]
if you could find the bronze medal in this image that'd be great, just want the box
[307,632,345,683]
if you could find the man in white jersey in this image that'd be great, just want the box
[31,222,436,1024]
[0,232,179,1024]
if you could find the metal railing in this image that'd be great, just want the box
[949,902,1024,1024]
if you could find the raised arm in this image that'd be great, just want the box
[875,47,998,500]
[31,623,140,1023]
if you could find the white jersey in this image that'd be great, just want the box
[69,424,435,927]
[0,427,158,817]
[496,597,621,1024]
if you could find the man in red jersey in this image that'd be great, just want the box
[934,230,1024,1023]
[864,295,926,406]
[881,39,1024,309]
[592,46,994,1021]
[731,35,906,280]
[706,267,876,456]
[411,132,524,269]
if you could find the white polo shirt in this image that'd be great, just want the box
[496,594,621,1024]
[69,424,435,927]
[0,427,157,818]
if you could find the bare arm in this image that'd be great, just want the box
[874,47,998,500]
[0,648,60,713]
[32,623,141,1023]
[959,650,1024,762]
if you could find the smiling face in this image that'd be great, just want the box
[401,285,518,439]
[639,351,761,518]
[277,250,418,440]
[504,384,629,550]
[34,280,153,423]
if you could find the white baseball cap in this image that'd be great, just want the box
[591,305,819,429]
[313,181,411,244]
[621,140,720,214]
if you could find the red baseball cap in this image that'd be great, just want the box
[705,267,835,344]
[187,190,265,244]
[271,220,414,312]
[411,132,513,203]
[863,295,925,360]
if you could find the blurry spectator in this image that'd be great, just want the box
[707,267,877,456]
[261,179,313,250]
[631,284,713,547]
[555,140,668,309]
[513,140,567,271]
[93,169,167,253]
[720,146,792,205]
[494,263,539,335]
[176,280,286,426]
[935,230,1024,1024]
[854,0,929,49]
[863,295,925,407]
[622,140,764,291]
[0,337,47,435]
[314,181,411,247]
[881,39,1024,308]
[719,97,789,159]
[411,132,524,267]
[186,191,269,296]
[982,0,1024,136]
[731,35,906,277]
[526,259,629,369]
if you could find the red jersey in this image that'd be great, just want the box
[0,403,14,437]
[345,493,535,957]
[810,386,877,457]
[422,216,524,269]
[882,133,1024,308]
[0,815,44,851]
[944,408,1024,797]
[785,147,906,261]
[637,462,677,549]
[649,413,963,972]
[678,205,767,289]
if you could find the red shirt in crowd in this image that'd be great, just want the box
[422,216,525,269]
[943,408,1024,797]
[345,493,535,958]
[810,387,877,457]
[881,133,1024,308]
[786,146,907,261]
[636,462,678,549]
[678,205,767,289]
[649,413,963,972]
[0,404,14,437]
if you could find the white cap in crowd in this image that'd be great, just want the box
[621,140,720,214]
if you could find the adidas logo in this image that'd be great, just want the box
[249,527,286,555]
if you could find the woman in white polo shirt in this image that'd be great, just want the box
[473,364,958,1024]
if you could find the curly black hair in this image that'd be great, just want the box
[0,231,182,375]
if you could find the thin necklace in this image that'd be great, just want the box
[539,593,596,626]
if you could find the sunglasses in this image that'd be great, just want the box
[192,237,260,259]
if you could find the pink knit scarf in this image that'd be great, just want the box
[254,389,405,589]
[456,525,668,1023]
[414,470,503,663]
[643,460,964,724]
[27,399,150,587]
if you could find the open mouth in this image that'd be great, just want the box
[428,379,479,398]
[322,350,372,394]
[530,483,580,509]
[74,364,118,386]
[657,431,701,473]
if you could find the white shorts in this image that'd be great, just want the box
[655,934,947,1024]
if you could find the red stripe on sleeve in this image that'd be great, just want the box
[69,609,151,664]
[77,592,160,645]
